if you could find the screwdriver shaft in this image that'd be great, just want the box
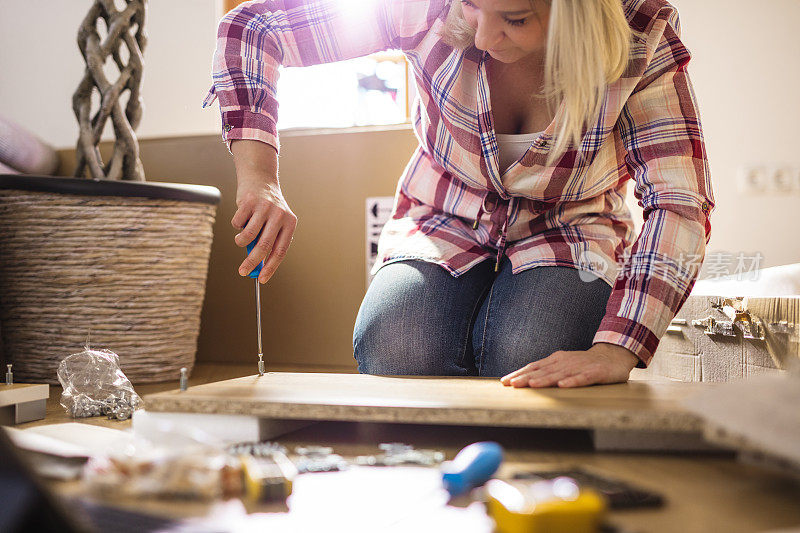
[255,279,264,376]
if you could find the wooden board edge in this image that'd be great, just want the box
[141,395,705,433]
[0,384,50,408]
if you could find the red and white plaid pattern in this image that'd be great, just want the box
[203,0,715,367]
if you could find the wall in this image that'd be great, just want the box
[56,126,418,370]
[0,0,222,149]
[662,0,800,269]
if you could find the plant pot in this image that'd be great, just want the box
[0,175,220,384]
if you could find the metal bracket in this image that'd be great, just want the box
[691,316,738,337]
[769,320,800,340]
[691,297,766,340]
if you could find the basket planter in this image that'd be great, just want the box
[0,175,220,384]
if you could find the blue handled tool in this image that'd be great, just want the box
[441,441,504,497]
[246,233,265,376]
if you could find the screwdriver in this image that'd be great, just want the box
[246,232,265,376]
[441,441,504,497]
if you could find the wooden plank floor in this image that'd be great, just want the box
[143,372,711,432]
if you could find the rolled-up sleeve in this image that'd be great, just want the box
[201,0,449,155]
[592,8,716,367]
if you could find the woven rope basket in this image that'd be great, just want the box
[0,186,218,384]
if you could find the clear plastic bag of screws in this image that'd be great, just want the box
[57,346,143,420]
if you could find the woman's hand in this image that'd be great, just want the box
[500,343,639,388]
[230,140,297,284]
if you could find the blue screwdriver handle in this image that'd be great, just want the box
[245,230,264,279]
[441,441,504,497]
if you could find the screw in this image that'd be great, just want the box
[179,367,188,392]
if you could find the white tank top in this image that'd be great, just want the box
[496,131,543,174]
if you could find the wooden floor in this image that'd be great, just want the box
[14,364,800,533]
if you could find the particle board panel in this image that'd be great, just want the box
[143,373,710,432]
[0,383,49,408]
[0,383,49,425]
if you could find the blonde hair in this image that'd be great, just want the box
[439,0,632,163]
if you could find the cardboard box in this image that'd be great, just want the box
[639,265,800,382]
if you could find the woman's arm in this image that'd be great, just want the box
[203,0,450,157]
[203,0,450,280]
[229,139,297,284]
[502,5,715,387]
[591,5,715,368]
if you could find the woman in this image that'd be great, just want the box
[203,0,715,388]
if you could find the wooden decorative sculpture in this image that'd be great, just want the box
[73,0,147,181]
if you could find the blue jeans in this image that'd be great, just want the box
[353,259,613,377]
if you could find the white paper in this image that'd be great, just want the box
[173,470,494,533]
[5,423,131,459]
[692,262,800,296]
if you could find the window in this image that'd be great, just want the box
[221,1,414,129]
[277,51,413,129]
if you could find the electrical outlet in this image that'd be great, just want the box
[738,166,769,194]
[772,167,796,193]
[739,165,800,194]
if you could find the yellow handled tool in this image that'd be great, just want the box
[486,477,607,533]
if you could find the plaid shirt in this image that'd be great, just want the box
[203,0,715,367]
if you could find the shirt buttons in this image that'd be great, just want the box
[224,124,232,132]
[701,201,710,213]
